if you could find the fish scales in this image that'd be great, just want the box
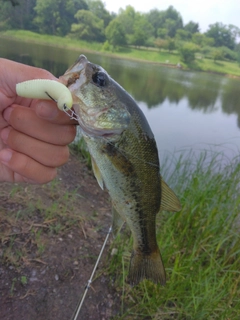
[60,55,181,285]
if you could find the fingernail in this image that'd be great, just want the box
[36,103,58,119]
[0,149,13,163]
[1,127,10,143]
[3,107,13,122]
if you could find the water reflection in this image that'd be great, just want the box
[221,79,240,127]
[93,57,240,122]
[1,37,240,118]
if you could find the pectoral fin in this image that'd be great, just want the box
[91,157,104,190]
[160,178,182,212]
[112,206,125,238]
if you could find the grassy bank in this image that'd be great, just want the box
[1,30,240,77]
[1,136,240,318]
[103,150,240,319]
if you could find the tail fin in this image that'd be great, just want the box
[128,249,166,286]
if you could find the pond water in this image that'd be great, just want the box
[1,37,240,166]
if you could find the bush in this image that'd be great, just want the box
[200,46,215,59]
[154,38,168,50]
[211,47,237,62]
[219,46,237,61]
[212,49,224,62]
[102,40,111,51]
[178,42,199,63]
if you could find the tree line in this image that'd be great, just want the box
[1,0,240,64]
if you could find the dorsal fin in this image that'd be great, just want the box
[160,178,181,212]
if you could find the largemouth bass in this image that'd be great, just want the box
[60,55,181,286]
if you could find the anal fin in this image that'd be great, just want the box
[160,178,182,212]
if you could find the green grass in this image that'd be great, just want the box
[192,57,240,77]
[106,150,240,319]
[0,29,103,52]
[1,30,240,77]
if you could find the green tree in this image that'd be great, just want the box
[117,5,136,35]
[61,0,88,34]
[192,33,215,47]
[131,14,154,46]
[70,9,105,41]
[212,49,224,62]
[34,0,61,34]
[235,43,240,66]
[34,0,88,35]
[157,28,168,39]
[117,6,155,46]
[176,29,191,41]
[147,6,183,38]
[192,33,203,45]
[184,21,199,34]
[163,6,183,37]
[146,9,166,37]
[86,0,112,27]
[200,46,215,59]
[0,0,37,31]
[105,19,126,49]
[217,46,237,61]
[154,37,175,52]
[205,22,237,49]
[164,18,177,38]
[178,42,199,63]
[2,0,19,6]
[167,38,176,52]
[228,24,240,41]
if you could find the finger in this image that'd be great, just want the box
[34,100,78,125]
[1,127,70,167]
[0,58,57,96]
[0,148,57,184]
[3,105,76,145]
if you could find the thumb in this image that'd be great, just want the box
[0,58,57,98]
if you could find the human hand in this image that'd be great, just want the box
[0,58,77,184]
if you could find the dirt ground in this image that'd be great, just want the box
[0,153,122,320]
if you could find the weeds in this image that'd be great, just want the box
[20,275,27,286]
[107,150,240,319]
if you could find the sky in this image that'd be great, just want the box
[103,0,240,33]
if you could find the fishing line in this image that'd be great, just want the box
[64,108,80,121]
[71,226,112,320]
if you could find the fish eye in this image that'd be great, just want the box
[92,71,108,87]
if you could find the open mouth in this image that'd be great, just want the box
[64,54,88,76]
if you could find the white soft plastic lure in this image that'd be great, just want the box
[16,79,73,111]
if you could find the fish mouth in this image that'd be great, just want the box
[59,55,89,88]
[64,54,88,76]
[61,54,130,138]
